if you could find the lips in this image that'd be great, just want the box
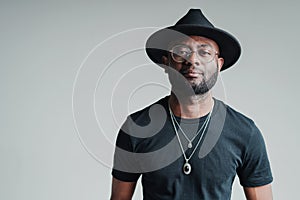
[182,70,204,78]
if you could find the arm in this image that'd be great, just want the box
[243,184,273,200]
[110,177,137,200]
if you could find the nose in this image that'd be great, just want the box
[185,51,200,66]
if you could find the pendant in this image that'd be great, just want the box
[188,142,192,148]
[183,162,191,175]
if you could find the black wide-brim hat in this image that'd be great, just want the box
[146,9,241,71]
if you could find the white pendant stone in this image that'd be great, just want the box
[188,142,192,148]
[183,162,191,175]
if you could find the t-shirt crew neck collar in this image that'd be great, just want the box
[162,96,219,125]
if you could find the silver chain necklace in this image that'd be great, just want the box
[169,105,212,175]
[171,109,212,149]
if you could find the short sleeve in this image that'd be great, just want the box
[112,120,141,182]
[237,126,273,187]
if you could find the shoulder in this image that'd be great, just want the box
[119,96,169,139]
[127,96,169,125]
[118,95,170,147]
[215,99,261,138]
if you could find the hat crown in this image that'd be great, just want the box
[175,9,214,28]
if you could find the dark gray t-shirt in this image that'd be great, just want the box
[112,96,273,200]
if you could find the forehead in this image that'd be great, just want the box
[170,35,219,51]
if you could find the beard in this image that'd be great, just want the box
[190,67,218,95]
[167,64,219,97]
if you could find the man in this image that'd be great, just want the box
[110,9,273,200]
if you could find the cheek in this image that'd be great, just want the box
[205,64,218,76]
[171,62,183,71]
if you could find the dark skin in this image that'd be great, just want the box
[110,178,136,200]
[110,36,273,200]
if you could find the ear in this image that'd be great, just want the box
[162,56,169,73]
[162,56,168,65]
[217,57,224,71]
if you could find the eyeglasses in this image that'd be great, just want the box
[170,44,219,63]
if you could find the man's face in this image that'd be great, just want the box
[163,36,224,96]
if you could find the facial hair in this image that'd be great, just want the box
[190,65,219,95]
[166,63,219,97]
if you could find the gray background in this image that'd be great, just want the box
[1,0,299,199]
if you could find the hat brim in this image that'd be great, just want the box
[146,25,241,71]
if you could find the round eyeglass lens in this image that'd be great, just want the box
[171,45,217,63]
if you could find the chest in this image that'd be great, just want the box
[140,134,243,199]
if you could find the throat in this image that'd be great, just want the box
[168,93,214,119]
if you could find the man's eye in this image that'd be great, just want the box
[178,50,189,56]
[173,49,189,57]
[198,49,211,57]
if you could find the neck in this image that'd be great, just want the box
[168,92,214,119]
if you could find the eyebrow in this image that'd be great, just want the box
[197,44,212,48]
[168,42,214,51]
